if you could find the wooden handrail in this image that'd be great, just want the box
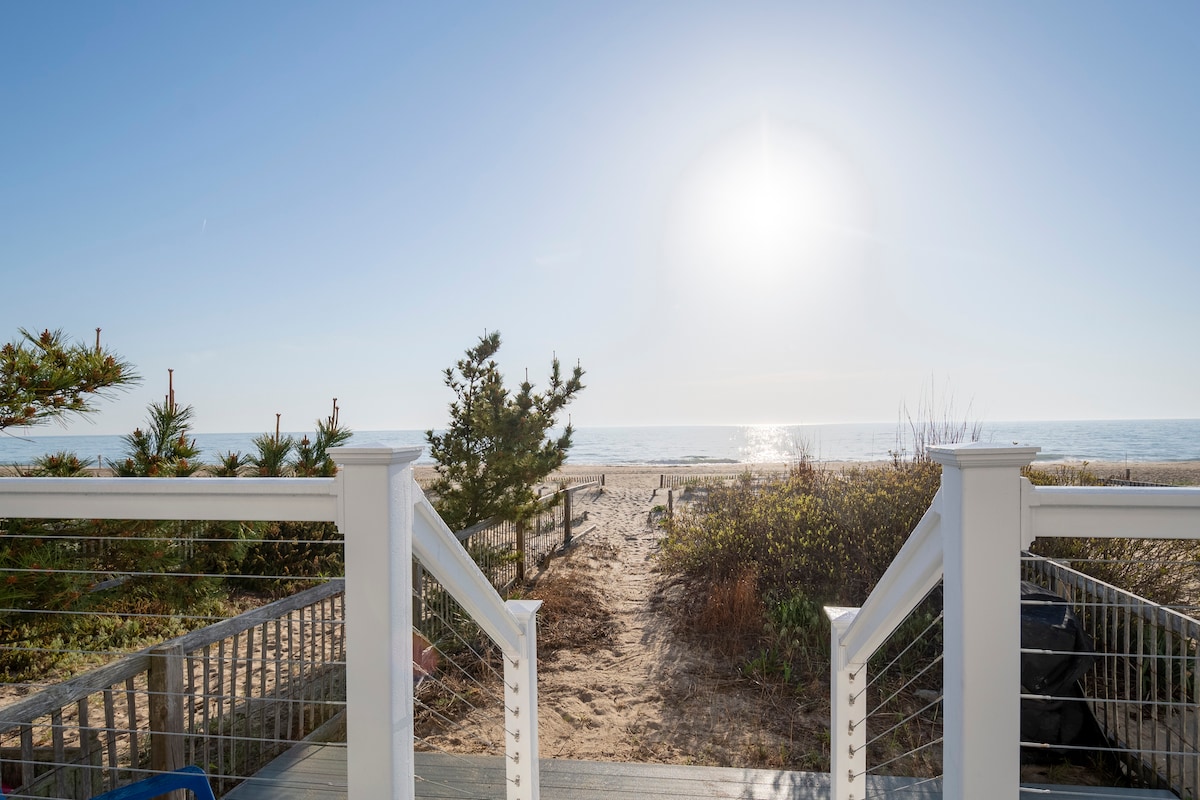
[0,580,343,734]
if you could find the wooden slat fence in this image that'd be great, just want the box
[658,472,796,490]
[1101,477,1178,488]
[1023,555,1200,798]
[660,473,739,490]
[0,580,345,799]
[544,474,605,490]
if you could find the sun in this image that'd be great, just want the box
[663,115,871,283]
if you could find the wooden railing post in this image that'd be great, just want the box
[929,443,1038,800]
[562,490,573,547]
[504,600,542,800]
[515,521,527,584]
[331,445,423,800]
[148,644,185,800]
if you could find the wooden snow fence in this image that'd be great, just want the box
[0,580,345,798]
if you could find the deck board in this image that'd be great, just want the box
[221,743,1177,800]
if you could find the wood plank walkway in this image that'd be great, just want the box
[222,743,1177,800]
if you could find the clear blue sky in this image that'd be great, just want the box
[3,2,1197,436]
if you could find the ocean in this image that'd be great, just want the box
[1,420,1197,468]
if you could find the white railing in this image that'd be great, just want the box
[413,495,540,796]
[825,489,945,799]
[827,443,1200,800]
[0,445,540,800]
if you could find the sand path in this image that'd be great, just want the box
[535,484,669,760]
[531,481,814,767]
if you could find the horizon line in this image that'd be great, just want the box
[7,416,1200,439]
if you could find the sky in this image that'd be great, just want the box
[2,2,1198,437]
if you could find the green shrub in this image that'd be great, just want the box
[757,590,829,678]
[1023,463,1105,487]
[661,461,941,609]
[659,461,943,694]
[21,450,93,477]
[235,521,343,595]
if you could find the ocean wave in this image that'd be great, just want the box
[640,457,741,466]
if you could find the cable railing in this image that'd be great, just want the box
[0,580,345,798]
[412,492,540,799]
[856,583,944,798]
[0,477,347,800]
[827,444,1200,800]
[0,445,542,800]
[411,570,508,797]
[826,488,945,800]
[1023,552,1200,797]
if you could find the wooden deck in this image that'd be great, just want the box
[222,743,1178,800]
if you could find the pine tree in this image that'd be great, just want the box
[239,401,352,592]
[426,331,585,531]
[211,451,251,477]
[21,451,94,477]
[113,376,203,477]
[105,377,243,611]
[1,328,137,430]
[291,399,352,477]
[2,377,241,676]
[249,414,294,477]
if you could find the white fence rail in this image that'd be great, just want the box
[827,443,1200,800]
[0,445,540,800]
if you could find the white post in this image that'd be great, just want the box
[928,443,1038,800]
[826,607,866,800]
[332,445,423,800]
[504,599,542,800]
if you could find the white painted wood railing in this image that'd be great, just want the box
[826,443,1200,800]
[412,491,541,797]
[0,445,541,800]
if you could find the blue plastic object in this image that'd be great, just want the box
[90,766,216,800]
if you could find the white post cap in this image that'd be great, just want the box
[329,444,423,467]
[928,441,1040,469]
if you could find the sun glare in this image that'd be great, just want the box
[663,115,871,285]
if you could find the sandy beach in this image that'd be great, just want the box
[417,459,1200,490]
